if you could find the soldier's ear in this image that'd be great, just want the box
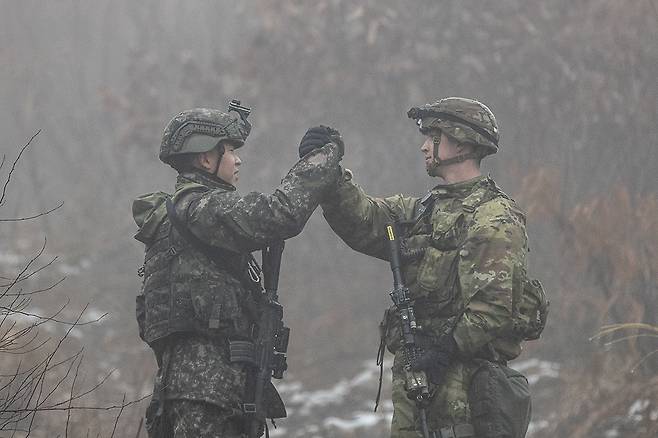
[196,151,213,171]
[457,142,476,154]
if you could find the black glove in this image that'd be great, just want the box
[411,335,457,385]
[299,125,344,158]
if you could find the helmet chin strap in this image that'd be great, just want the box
[197,145,231,185]
[427,135,481,177]
[211,154,221,178]
[426,135,442,177]
[201,143,224,179]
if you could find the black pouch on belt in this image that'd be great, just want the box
[145,348,174,438]
[468,360,531,438]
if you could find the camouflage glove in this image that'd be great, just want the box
[299,125,344,158]
[411,335,457,385]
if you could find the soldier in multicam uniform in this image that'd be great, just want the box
[317,98,531,438]
[132,106,342,437]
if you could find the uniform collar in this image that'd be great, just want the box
[176,169,236,192]
[431,175,490,199]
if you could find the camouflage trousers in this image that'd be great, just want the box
[155,400,247,438]
[390,353,477,438]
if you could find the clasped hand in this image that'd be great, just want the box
[299,125,344,158]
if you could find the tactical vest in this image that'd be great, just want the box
[380,179,547,358]
[138,187,260,347]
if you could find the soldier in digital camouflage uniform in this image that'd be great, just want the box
[132,106,342,437]
[317,98,530,438]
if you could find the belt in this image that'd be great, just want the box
[432,423,474,438]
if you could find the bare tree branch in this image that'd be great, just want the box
[0,256,59,288]
[0,201,65,222]
[0,130,40,207]
[109,393,126,438]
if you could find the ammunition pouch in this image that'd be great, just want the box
[264,381,287,419]
[241,382,287,421]
[468,360,531,438]
[145,393,173,438]
[145,345,174,438]
[230,333,289,421]
[229,340,258,367]
[511,266,549,341]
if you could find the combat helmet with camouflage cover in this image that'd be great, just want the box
[159,100,252,168]
[407,97,499,175]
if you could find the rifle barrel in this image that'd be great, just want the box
[386,224,404,288]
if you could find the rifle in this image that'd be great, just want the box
[244,241,290,438]
[385,223,432,438]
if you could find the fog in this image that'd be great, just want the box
[1,1,656,437]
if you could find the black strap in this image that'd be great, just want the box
[154,344,174,418]
[436,151,483,166]
[165,197,251,283]
[374,336,386,412]
[416,192,437,222]
[397,193,436,238]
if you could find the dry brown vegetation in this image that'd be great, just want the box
[0,134,145,437]
[519,172,658,437]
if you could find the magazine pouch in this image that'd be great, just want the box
[468,360,531,438]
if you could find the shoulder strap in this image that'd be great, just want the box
[415,191,437,222]
[397,192,437,237]
[461,181,507,215]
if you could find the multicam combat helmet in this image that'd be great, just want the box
[159,102,252,167]
[407,97,499,175]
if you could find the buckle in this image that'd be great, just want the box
[437,424,474,438]
[247,259,261,283]
[439,427,456,438]
[242,403,257,415]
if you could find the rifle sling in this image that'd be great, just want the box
[165,197,256,286]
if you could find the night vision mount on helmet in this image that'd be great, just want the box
[159,100,252,166]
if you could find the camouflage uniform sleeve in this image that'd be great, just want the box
[185,143,342,252]
[451,199,528,356]
[321,170,419,260]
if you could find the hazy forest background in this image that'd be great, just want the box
[1,1,657,437]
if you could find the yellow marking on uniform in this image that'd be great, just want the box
[387,225,395,241]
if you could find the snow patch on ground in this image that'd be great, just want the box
[513,358,560,385]
[274,356,561,436]
[324,411,389,430]
[527,419,549,435]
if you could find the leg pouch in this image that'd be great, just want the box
[468,361,531,438]
[264,381,287,419]
[145,394,173,438]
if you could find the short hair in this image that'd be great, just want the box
[167,142,227,173]
[443,133,483,167]
[168,153,198,173]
